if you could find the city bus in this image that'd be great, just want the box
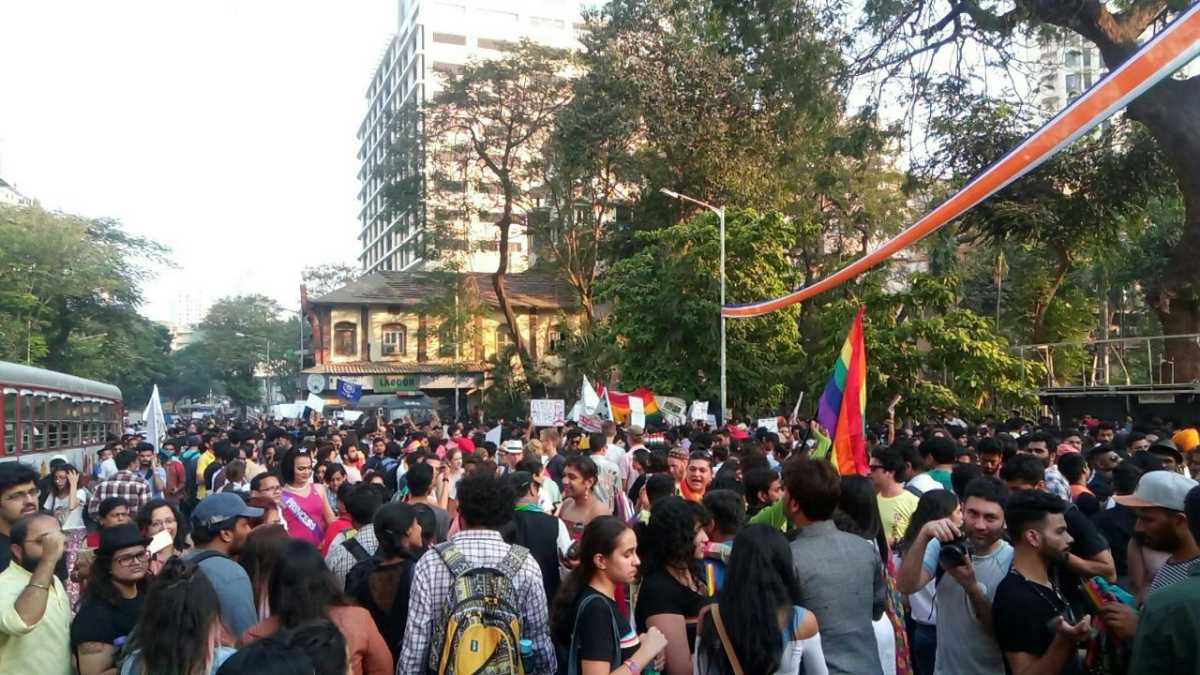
[0,360,124,470]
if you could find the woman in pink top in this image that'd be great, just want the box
[279,448,335,545]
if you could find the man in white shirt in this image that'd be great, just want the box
[602,421,626,469]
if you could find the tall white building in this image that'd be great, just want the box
[1034,34,1104,115]
[356,0,587,275]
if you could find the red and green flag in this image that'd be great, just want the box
[816,305,868,475]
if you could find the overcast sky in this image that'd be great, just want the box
[0,1,395,323]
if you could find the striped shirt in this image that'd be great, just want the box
[1149,556,1200,595]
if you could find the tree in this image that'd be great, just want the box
[800,272,1043,420]
[595,208,804,415]
[0,203,171,404]
[193,295,304,412]
[301,263,361,298]
[925,92,1174,343]
[422,41,575,383]
[854,0,1200,378]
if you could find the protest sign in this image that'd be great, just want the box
[530,399,566,427]
[690,400,709,422]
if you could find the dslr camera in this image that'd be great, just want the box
[938,535,971,568]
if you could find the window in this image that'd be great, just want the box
[3,392,14,453]
[334,322,358,356]
[382,323,407,356]
[438,321,458,357]
[477,38,513,52]
[548,324,566,353]
[432,61,463,76]
[1065,73,1082,95]
[1065,50,1082,68]
[432,32,467,46]
[496,324,514,353]
[530,17,564,29]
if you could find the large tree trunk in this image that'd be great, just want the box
[1032,2,1200,380]
[1126,79,1200,381]
[493,202,541,390]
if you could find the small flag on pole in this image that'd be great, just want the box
[816,306,869,475]
[142,385,166,449]
[336,379,364,402]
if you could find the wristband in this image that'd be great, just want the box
[624,658,641,674]
[27,582,49,591]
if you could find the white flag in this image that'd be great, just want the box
[142,385,166,448]
[580,375,600,414]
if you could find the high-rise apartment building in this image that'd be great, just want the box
[356,0,586,275]
[1034,34,1104,115]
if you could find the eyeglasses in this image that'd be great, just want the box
[114,550,151,567]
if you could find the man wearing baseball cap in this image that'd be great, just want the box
[1100,470,1200,641]
[1128,484,1200,674]
[184,493,263,638]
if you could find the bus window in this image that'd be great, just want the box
[2,392,14,454]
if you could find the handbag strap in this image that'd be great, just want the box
[698,603,745,675]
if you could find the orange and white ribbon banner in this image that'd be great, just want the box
[724,2,1200,319]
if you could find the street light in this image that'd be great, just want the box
[661,188,727,424]
[235,332,272,407]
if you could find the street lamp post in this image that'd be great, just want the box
[661,188,727,424]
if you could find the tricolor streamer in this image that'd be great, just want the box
[724,2,1200,319]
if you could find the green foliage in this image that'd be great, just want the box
[0,204,171,406]
[180,295,306,411]
[482,346,530,421]
[595,208,803,414]
[799,273,1042,419]
[301,263,361,299]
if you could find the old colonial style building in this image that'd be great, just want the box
[301,270,578,417]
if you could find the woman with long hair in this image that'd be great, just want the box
[238,524,289,621]
[551,516,668,675]
[120,558,235,674]
[834,475,910,675]
[136,499,188,575]
[897,489,961,675]
[345,502,424,664]
[278,449,335,546]
[43,463,88,604]
[634,496,711,675]
[71,524,151,675]
[242,539,392,675]
[693,525,821,675]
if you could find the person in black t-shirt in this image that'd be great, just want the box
[71,523,149,675]
[550,516,667,675]
[345,501,423,666]
[993,490,1091,675]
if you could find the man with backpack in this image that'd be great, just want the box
[184,492,262,639]
[398,471,553,674]
[324,483,385,588]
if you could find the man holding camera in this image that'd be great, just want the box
[992,490,1091,675]
[898,477,1013,675]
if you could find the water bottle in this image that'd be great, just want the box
[519,638,535,672]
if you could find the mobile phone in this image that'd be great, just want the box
[148,530,173,556]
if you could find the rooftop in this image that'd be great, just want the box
[303,360,490,375]
[308,270,579,311]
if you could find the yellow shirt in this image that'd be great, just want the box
[196,450,216,498]
[877,490,920,546]
[0,563,72,675]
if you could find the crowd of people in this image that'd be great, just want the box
[0,410,1198,675]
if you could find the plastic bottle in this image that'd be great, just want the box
[519,638,535,672]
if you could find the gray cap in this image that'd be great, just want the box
[191,492,264,528]
[1116,470,1197,511]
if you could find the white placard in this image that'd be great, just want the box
[342,410,364,423]
[757,417,780,433]
[305,393,326,412]
[689,400,709,422]
[629,396,645,429]
[530,399,566,427]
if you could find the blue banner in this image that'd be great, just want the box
[336,379,363,402]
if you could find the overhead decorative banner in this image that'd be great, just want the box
[723,3,1200,319]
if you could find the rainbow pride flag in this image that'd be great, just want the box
[599,384,663,426]
[816,306,868,475]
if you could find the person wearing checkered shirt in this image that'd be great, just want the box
[397,472,554,674]
[86,450,149,521]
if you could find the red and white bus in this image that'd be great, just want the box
[1,360,123,470]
